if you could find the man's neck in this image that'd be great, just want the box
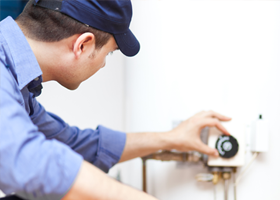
[15,21,65,83]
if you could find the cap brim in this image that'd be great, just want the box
[114,29,140,57]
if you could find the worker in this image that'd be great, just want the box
[0,0,231,199]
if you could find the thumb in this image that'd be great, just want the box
[196,142,219,157]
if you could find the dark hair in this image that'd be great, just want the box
[16,0,112,49]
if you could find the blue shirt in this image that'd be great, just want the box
[0,17,126,200]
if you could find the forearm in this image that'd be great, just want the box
[62,161,157,200]
[119,111,232,162]
[119,131,174,162]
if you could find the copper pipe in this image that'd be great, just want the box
[141,150,202,192]
[142,159,147,192]
[222,172,231,200]
[233,167,237,200]
[142,150,202,162]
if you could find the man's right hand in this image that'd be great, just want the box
[168,110,231,157]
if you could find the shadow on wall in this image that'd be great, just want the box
[0,0,28,20]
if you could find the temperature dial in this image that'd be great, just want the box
[215,135,239,158]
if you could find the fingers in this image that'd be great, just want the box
[196,142,219,157]
[201,118,230,135]
[203,110,231,122]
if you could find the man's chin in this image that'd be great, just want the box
[60,82,80,90]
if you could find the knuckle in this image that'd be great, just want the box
[189,117,198,124]
[208,110,214,115]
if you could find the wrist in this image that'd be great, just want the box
[159,131,176,151]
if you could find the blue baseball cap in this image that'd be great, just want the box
[33,0,140,57]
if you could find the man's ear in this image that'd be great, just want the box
[73,33,95,58]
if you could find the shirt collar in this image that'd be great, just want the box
[0,17,42,90]
[28,76,43,97]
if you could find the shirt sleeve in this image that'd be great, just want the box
[0,64,83,199]
[30,91,126,173]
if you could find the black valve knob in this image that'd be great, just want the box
[215,135,239,158]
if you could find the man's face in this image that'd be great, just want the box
[59,37,118,90]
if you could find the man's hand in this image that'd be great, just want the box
[119,110,231,162]
[167,110,231,157]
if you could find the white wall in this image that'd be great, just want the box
[122,0,280,199]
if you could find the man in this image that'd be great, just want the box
[0,0,231,199]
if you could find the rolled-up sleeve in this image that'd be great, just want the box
[93,126,126,172]
[0,65,83,200]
